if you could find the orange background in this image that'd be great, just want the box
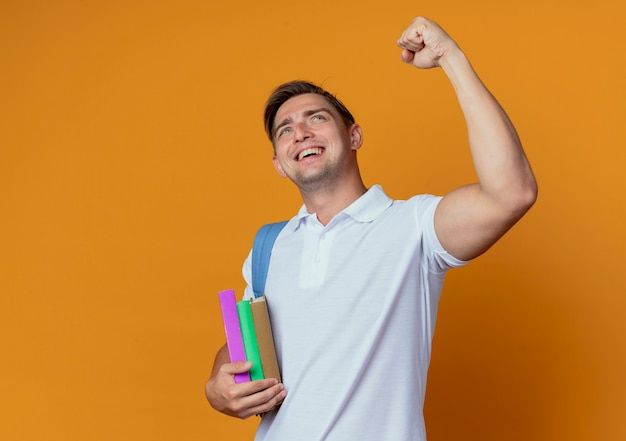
[1,1,624,440]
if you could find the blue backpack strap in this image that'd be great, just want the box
[251,221,288,298]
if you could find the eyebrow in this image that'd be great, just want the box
[273,107,333,137]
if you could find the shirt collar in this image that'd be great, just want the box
[290,184,392,231]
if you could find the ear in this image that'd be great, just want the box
[350,124,363,151]
[272,155,287,178]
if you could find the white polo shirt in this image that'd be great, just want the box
[243,185,467,441]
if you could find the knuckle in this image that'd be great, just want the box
[230,401,244,414]
[253,380,269,392]
[223,387,238,401]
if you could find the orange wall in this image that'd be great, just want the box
[1,1,624,440]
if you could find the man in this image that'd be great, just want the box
[206,16,537,441]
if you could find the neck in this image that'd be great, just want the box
[299,176,367,226]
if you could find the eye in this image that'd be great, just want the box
[311,114,326,123]
[277,126,293,138]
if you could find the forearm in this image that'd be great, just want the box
[206,344,230,410]
[211,344,230,378]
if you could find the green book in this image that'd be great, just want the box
[236,300,264,381]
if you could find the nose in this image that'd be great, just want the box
[294,122,312,142]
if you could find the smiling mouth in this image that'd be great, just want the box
[297,147,324,161]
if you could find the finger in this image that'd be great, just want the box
[242,377,280,395]
[397,41,424,59]
[220,360,252,377]
[239,383,288,418]
[398,31,425,49]
[215,380,283,419]
[400,48,415,64]
[223,377,279,407]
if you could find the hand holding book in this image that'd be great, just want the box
[205,345,285,419]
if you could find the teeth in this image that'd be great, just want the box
[298,148,323,161]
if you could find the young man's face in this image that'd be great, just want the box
[271,93,362,192]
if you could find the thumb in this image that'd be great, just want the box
[224,360,252,375]
[400,48,415,64]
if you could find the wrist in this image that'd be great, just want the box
[437,44,466,72]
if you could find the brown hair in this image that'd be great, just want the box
[263,80,355,142]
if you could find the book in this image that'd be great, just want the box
[217,289,250,383]
[250,295,281,382]
[237,300,264,381]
